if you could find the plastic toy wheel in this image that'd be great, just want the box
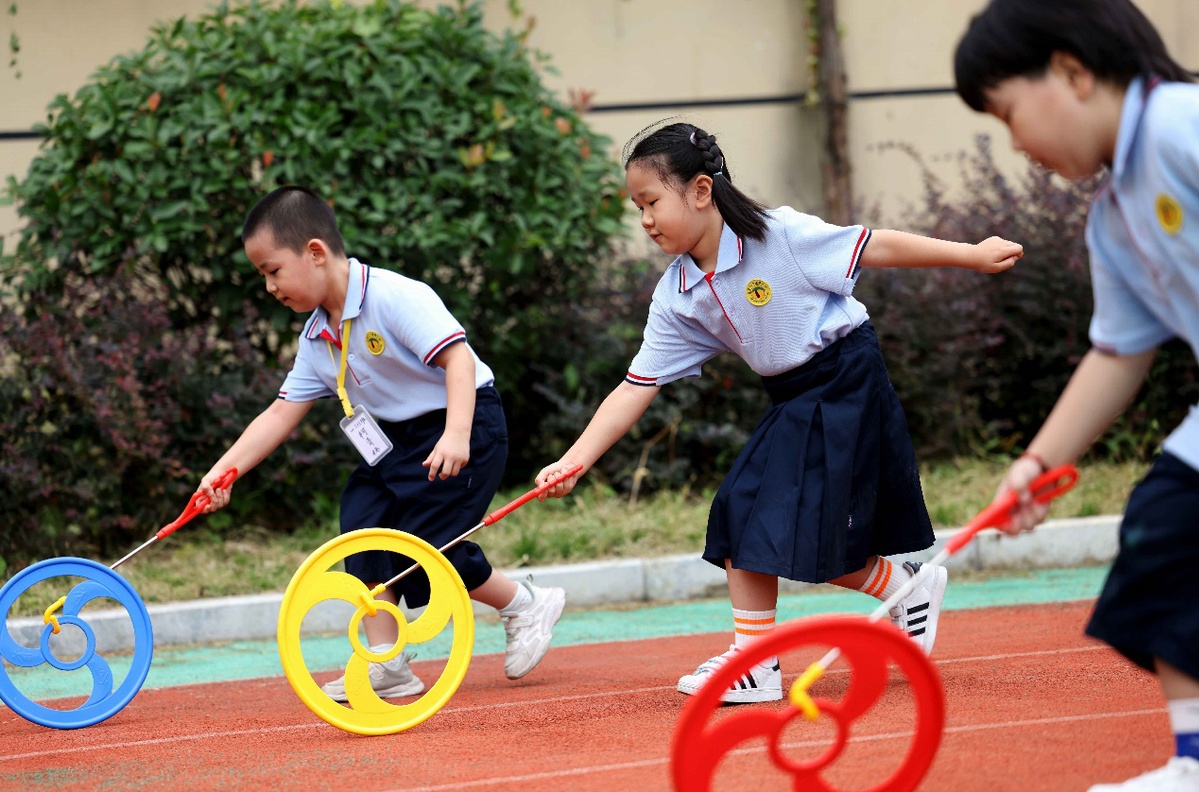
[0,557,154,729]
[277,528,474,735]
[671,615,944,792]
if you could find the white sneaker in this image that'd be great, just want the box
[889,561,948,656]
[1087,757,1199,791]
[501,579,566,680]
[320,650,425,703]
[677,645,783,704]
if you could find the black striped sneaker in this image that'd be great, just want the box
[677,645,783,704]
[888,561,948,656]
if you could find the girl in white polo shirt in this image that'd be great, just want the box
[957,1,1199,789]
[536,121,1023,703]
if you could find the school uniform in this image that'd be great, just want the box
[279,259,507,607]
[1081,75,1199,680]
[627,210,933,584]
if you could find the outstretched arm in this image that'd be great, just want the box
[536,380,661,498]
[997,346,1156,532]
[860,229,1023,273]
[199,398,314,512]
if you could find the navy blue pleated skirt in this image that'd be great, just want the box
[704,323,933,583]
[339,386,508,608]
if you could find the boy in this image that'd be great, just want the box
[199,186,564,698]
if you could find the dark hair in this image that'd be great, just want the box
[623,122,769,242]
[955,0,1193,112]
[241,185,347,257]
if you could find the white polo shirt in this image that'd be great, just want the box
[1086,75,1199,471]
[278,259,495,422]
[627,208,871,385]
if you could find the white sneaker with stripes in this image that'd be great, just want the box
[677,645,782,703]
[889,561,948,656]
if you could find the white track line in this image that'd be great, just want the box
[0,644,1124,765]
[386,709,1168,792]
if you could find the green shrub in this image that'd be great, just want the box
[0,0,633,555]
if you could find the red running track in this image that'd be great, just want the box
[0,600,1171,791]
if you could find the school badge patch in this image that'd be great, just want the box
[364,330,386,355]
[745,279,772,306]
[1156,193,1183,235]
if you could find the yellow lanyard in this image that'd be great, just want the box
[325,318,354,418]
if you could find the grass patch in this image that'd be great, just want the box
[3,458,1145,616]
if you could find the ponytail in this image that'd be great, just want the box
[623,122,769,242]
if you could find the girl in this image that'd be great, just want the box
[535,121,1022,703]
[956,1,1199,789]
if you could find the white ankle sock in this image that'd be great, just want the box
[858,557,913,601]
[732,607,776,650]
[1169,697,1199,759]
[499,583,533,615]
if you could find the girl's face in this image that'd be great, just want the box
[626,161,711,257]
[983,53,1119,181]
[244,231,326,313]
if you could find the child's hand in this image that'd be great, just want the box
[535,460,584,500]
[972,236,1024,273]
[994,455,1051,535]
[199,470,234,514]
[424,428,470,481]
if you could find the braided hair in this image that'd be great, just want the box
[623,122,769,242]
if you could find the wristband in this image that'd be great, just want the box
[1019,451,1049,473]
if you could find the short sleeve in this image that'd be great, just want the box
[384,279,467,367]
[1085,211,1173,355]
[626,297,721,386]
[777,207,871,296]
[278,339,334,403]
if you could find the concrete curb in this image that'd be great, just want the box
[5,515,1120,655]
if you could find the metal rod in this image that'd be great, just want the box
[379,465,584,591]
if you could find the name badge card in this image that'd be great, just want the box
[339,404,393,466]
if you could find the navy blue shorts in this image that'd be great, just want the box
[705,323,934,583]
[339,386,508,608]
[1086,451,1199,680]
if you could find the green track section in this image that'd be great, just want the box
[1,565,1109,702]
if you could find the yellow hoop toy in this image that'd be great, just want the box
[277,528,474,736]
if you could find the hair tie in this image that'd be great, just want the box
[689,131,698,145]
[712,171,723,177]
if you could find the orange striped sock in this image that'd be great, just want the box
[858,557,912,601]
[732,608,776,650]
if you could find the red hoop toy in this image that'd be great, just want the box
[671,464,1079,792]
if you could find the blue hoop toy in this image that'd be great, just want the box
[0,557,154,729]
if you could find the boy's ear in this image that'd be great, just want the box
[1050,51,1095,100]
[307,238,329,266]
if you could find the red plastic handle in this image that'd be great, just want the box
[943,464,1078,554]
[156,467,239,540]
[482,464,585,526]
